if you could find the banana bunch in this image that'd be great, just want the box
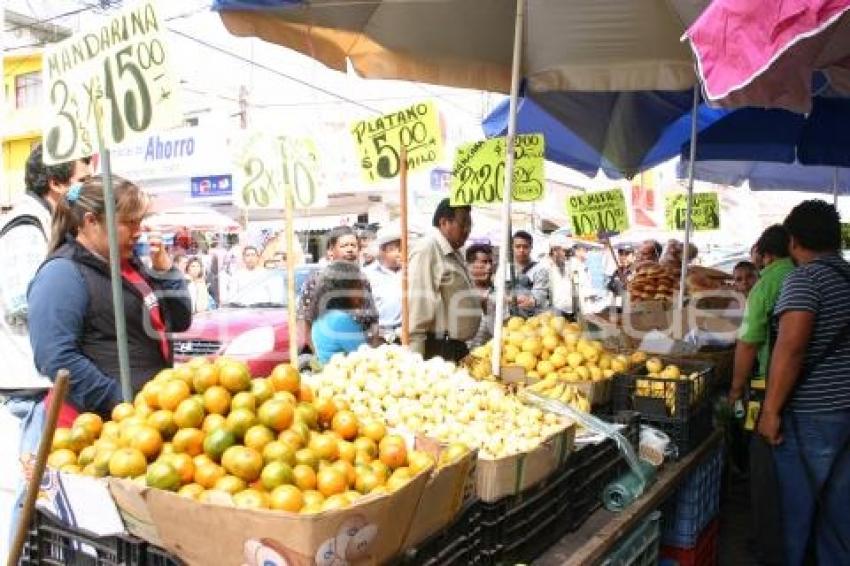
[526,378,591,413]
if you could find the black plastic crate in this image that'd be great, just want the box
[396,502,482,566]
[21,509,145,566]
[145,544,184,566]
[613,359,714,419]
[475,460,574,565]
[568,448,629,531]
[639,400,714,460]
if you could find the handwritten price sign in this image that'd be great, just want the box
[664,193,720,231]
[41,1,180,164]
[234,132,327,211]
[566,188,630,237]
[350,102,443,183]
[450,134,545,206]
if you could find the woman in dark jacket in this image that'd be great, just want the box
[27,175,191,418]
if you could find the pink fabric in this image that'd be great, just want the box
[686,0,850,113]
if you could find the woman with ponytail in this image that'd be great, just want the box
[27,176,192,419]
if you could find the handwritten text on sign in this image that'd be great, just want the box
[450,134,545,206]
[42,1,181,164]
[351,102,443,183]
[664,193,720,231]
[566,188,629,237]
[234,132,327,210]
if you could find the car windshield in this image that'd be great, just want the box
[224,267,315,308]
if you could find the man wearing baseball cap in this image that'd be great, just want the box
[546,233,575,319]
[365,223,404,342]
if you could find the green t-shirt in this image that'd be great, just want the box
[737,257,796,376]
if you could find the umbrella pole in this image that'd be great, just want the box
[400,147,410,346]
[491,0,525,377]
[677,85,699,317]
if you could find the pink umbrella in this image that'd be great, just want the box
[685,0,850,113]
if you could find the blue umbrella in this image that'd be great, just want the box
[483,89,730,178]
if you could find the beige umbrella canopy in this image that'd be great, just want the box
[218,0,709,94]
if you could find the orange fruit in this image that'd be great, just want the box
[302,490,324,507]
[331,460,356,487]
[111,403,135,422]
[214,474,247,495]
[298,383,314,403]
[439,443,471,466]
[354,437,378,458]
[294,448,318,469]
[93,449,116,476]
[161,452,195,484]
[202,414,226,434]
[133,403,153,419]
[100,421,121,440]
[337,440,356,463]
[187,356,210,369]
[60,464,82,474]
[230,391,256,412]
[269,484,303,512]
[292,464,317,490]
[320,494,349,512]
[331,411,359,441]
[69,425,95,452]
[408,450,436,475]
[51,428,73,451]
[174,399,205,430]
[233,489,268,509]
[360,420,387,443]
[313,397,337,428]
[370,460,391,482]
[193,454,214,468]
[178,483,205,500]
[224,408,257,439]
[278,430,305,450]
[258,399,294,432]
[142,382,163,408]
[219,361,251,393]
[260,461,294,491]
[73,413,104,439]
[379,434,406,453]
[82,463,100,477]
[194,462,226,489]
[158,380,191,412]
[309,433,339,462]
[354,450,374,466]
[47,448,78,469]
[192,364,219,393]
[262,441,296,467]
[172,428,205,456]
[146,461,181,491]
[203,428,236,462]
[203,386,232,415]
[355,469,382,494]
[128,426,163,460]
[244,425,275,453]
[77,445,98,467]
[147,410,178,439]
[316,467,347,497]
[222,446,264,482]
[172,365,196,388]
[250,378,275,405]
[269,364,300,394]
[294,403,318,430]
[387,468,413,492]
[108,447,147,478]
[153,368,176,383]
[272,391,297,405]
[379,441,408,470]
[160,442,175,455]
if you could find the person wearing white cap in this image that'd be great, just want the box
[365,223,403,342]
[545,233,575,319]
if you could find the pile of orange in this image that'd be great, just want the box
[47,358,437,514]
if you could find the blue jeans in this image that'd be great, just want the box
[774,409,850,566]
[4,396,45,545]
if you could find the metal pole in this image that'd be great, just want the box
[400,147,410,346]
[100,148,133,401]
[677,85,700,314]
[491,0,525,377]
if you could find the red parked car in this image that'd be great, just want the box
[173,266,319,377]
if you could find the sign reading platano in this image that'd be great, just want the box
[234,132,326,211]
[665,193,720,231]
[566,189,629,237]
[351,102,443,183]
[450,134,545,206]
[42,1,181,164]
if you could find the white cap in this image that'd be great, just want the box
[549,233,573,250]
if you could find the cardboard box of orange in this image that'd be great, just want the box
[109,468,430,566]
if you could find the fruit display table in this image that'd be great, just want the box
[535,430,723,566]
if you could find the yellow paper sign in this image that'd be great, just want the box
[234,132,327,210]
[566,188,630,237]
[350,102,443,183]
[665,193,720,231]
[450,134,545,206]
[41,1,181,164]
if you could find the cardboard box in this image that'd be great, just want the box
[403,437,478,548]
[474,421,575,503]
[561,377,612,407]
[109,469,430,566]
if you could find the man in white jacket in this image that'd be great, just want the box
[545,234,575,319]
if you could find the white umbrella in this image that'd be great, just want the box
[143,206,241,232]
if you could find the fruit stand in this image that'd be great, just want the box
[23,312,728,566]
